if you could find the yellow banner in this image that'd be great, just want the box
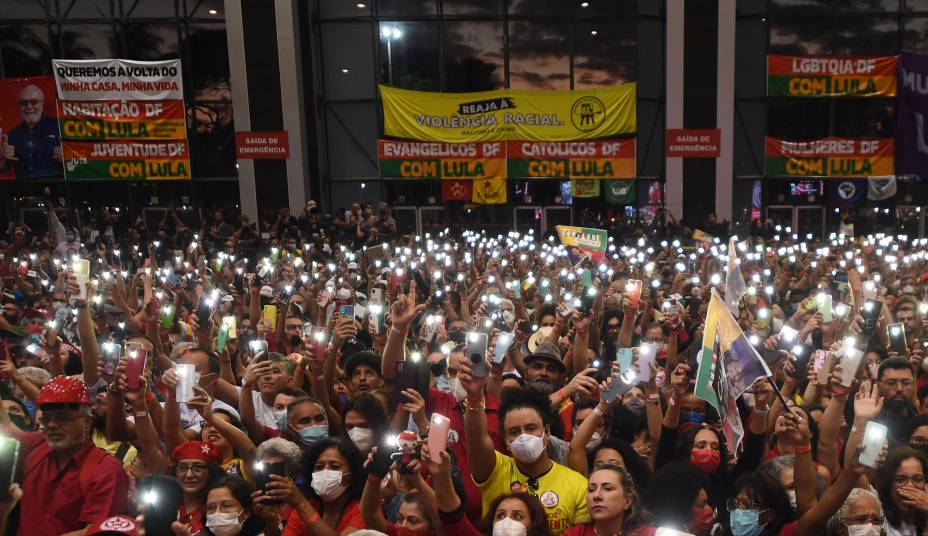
[380,83,636,143]
[472,178,508,204]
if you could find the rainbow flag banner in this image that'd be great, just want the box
[767,55,897,97]
[765,136,894,178]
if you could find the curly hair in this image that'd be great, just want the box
[303,437,367,506]
[479,492,550,536]
[731,472,796,535]
[825,488,883,536]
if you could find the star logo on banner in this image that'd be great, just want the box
[201,444,213,455]
[451,182,465,197]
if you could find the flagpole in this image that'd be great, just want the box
[765,375,796,417]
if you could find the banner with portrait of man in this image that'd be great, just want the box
[0,75,63,180]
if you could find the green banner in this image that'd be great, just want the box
[604,180,635,204]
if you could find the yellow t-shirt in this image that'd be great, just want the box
[92,428,137,469]
[475,450,589,536]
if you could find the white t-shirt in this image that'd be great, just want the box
[234,387,277,429]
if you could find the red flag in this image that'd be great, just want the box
[441,179,472,202]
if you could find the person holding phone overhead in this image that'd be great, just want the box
[0,375,129,536]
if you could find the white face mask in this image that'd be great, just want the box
[348,427,374,453]
[846,523,881,536]
[493,516,527,536]
[311,469,349,502]
[205,511,243,536]
[508,433,546,464]
[585,431,602,451]
[501,310,515,326]
[449,377,468,403]
[786,489,797,510]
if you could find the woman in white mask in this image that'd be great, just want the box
[262,438,366,536]
[422,444,552,536]
[825,488,884,536]
[342,392,388,454]
[204,476,264,536]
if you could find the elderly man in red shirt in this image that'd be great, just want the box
[0,375,129,535]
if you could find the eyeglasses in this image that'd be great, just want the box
[606,323,621,331]
[17,99,42,106]
[285,324,302,330]
[894,475,926,487]
[882,379,914,389]
[911,437,928,447]
[176,463,210,475]
[843,515,884,526]
[205,500,241,514]
[726,498,766,512]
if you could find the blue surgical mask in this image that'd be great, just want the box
[23,400,36,417]
[435,374,451,393]
[274,410,288,431]
[682,411,706,424]
[296,424,329,446]
[730,509,765,536]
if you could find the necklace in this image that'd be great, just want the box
[593,525,624,536]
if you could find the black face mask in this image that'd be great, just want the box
[8,414,27,431]
[448,331,466,344]
[289,335,302,347]
[912,444,928,457]
[92,413,107,431]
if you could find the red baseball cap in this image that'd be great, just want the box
[85,515,139,536]
[171,441,220,465]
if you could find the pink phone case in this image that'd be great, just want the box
[427,414,451,463]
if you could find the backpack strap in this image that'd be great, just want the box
[114,442,131,463]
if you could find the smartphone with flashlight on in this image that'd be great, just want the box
[626,279,643,308]
[888,322,908,354]
[140,475,184,536]
[196,297,213,328]
[124,342,148,391]
[427,414,451,463]
[465,332,489,378]
[253,461,290,506]
[859,421,888,469]
[777,326,800,352]
[637,343,659,382]
[859,299,883,339]
[305,326,328,361]
[0,436,20,500]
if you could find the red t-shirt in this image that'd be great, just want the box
[282,499,366,535]
[11,429,129,536]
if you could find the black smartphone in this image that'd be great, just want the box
[254,461,289,506]
[518,320,535,337]
[579,287,597,316]
[888,323,908,354]
[859,299,883,340]
[234,269,245,294]
[196,296,213,327]
[140,475,183,536]
[790,343,815,381]
[0,437,19,500]
[392,360,430,409]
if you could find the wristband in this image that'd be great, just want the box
[306,512,321,524]
[133,410,148,418]
[593,406,604,417]
[753,408,769,416]
[146,391,156,402]
[794,444,812,455]
[558,388,568,400]
[575,328,589,336]
[391,326,407,336]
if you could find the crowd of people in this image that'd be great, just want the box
[0,199,926,536]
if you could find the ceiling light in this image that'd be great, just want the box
[581,1,589,6]
[208,9,218,14]
[590,30,598,36]
[357,3,366,7]
[341,68,349,73]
